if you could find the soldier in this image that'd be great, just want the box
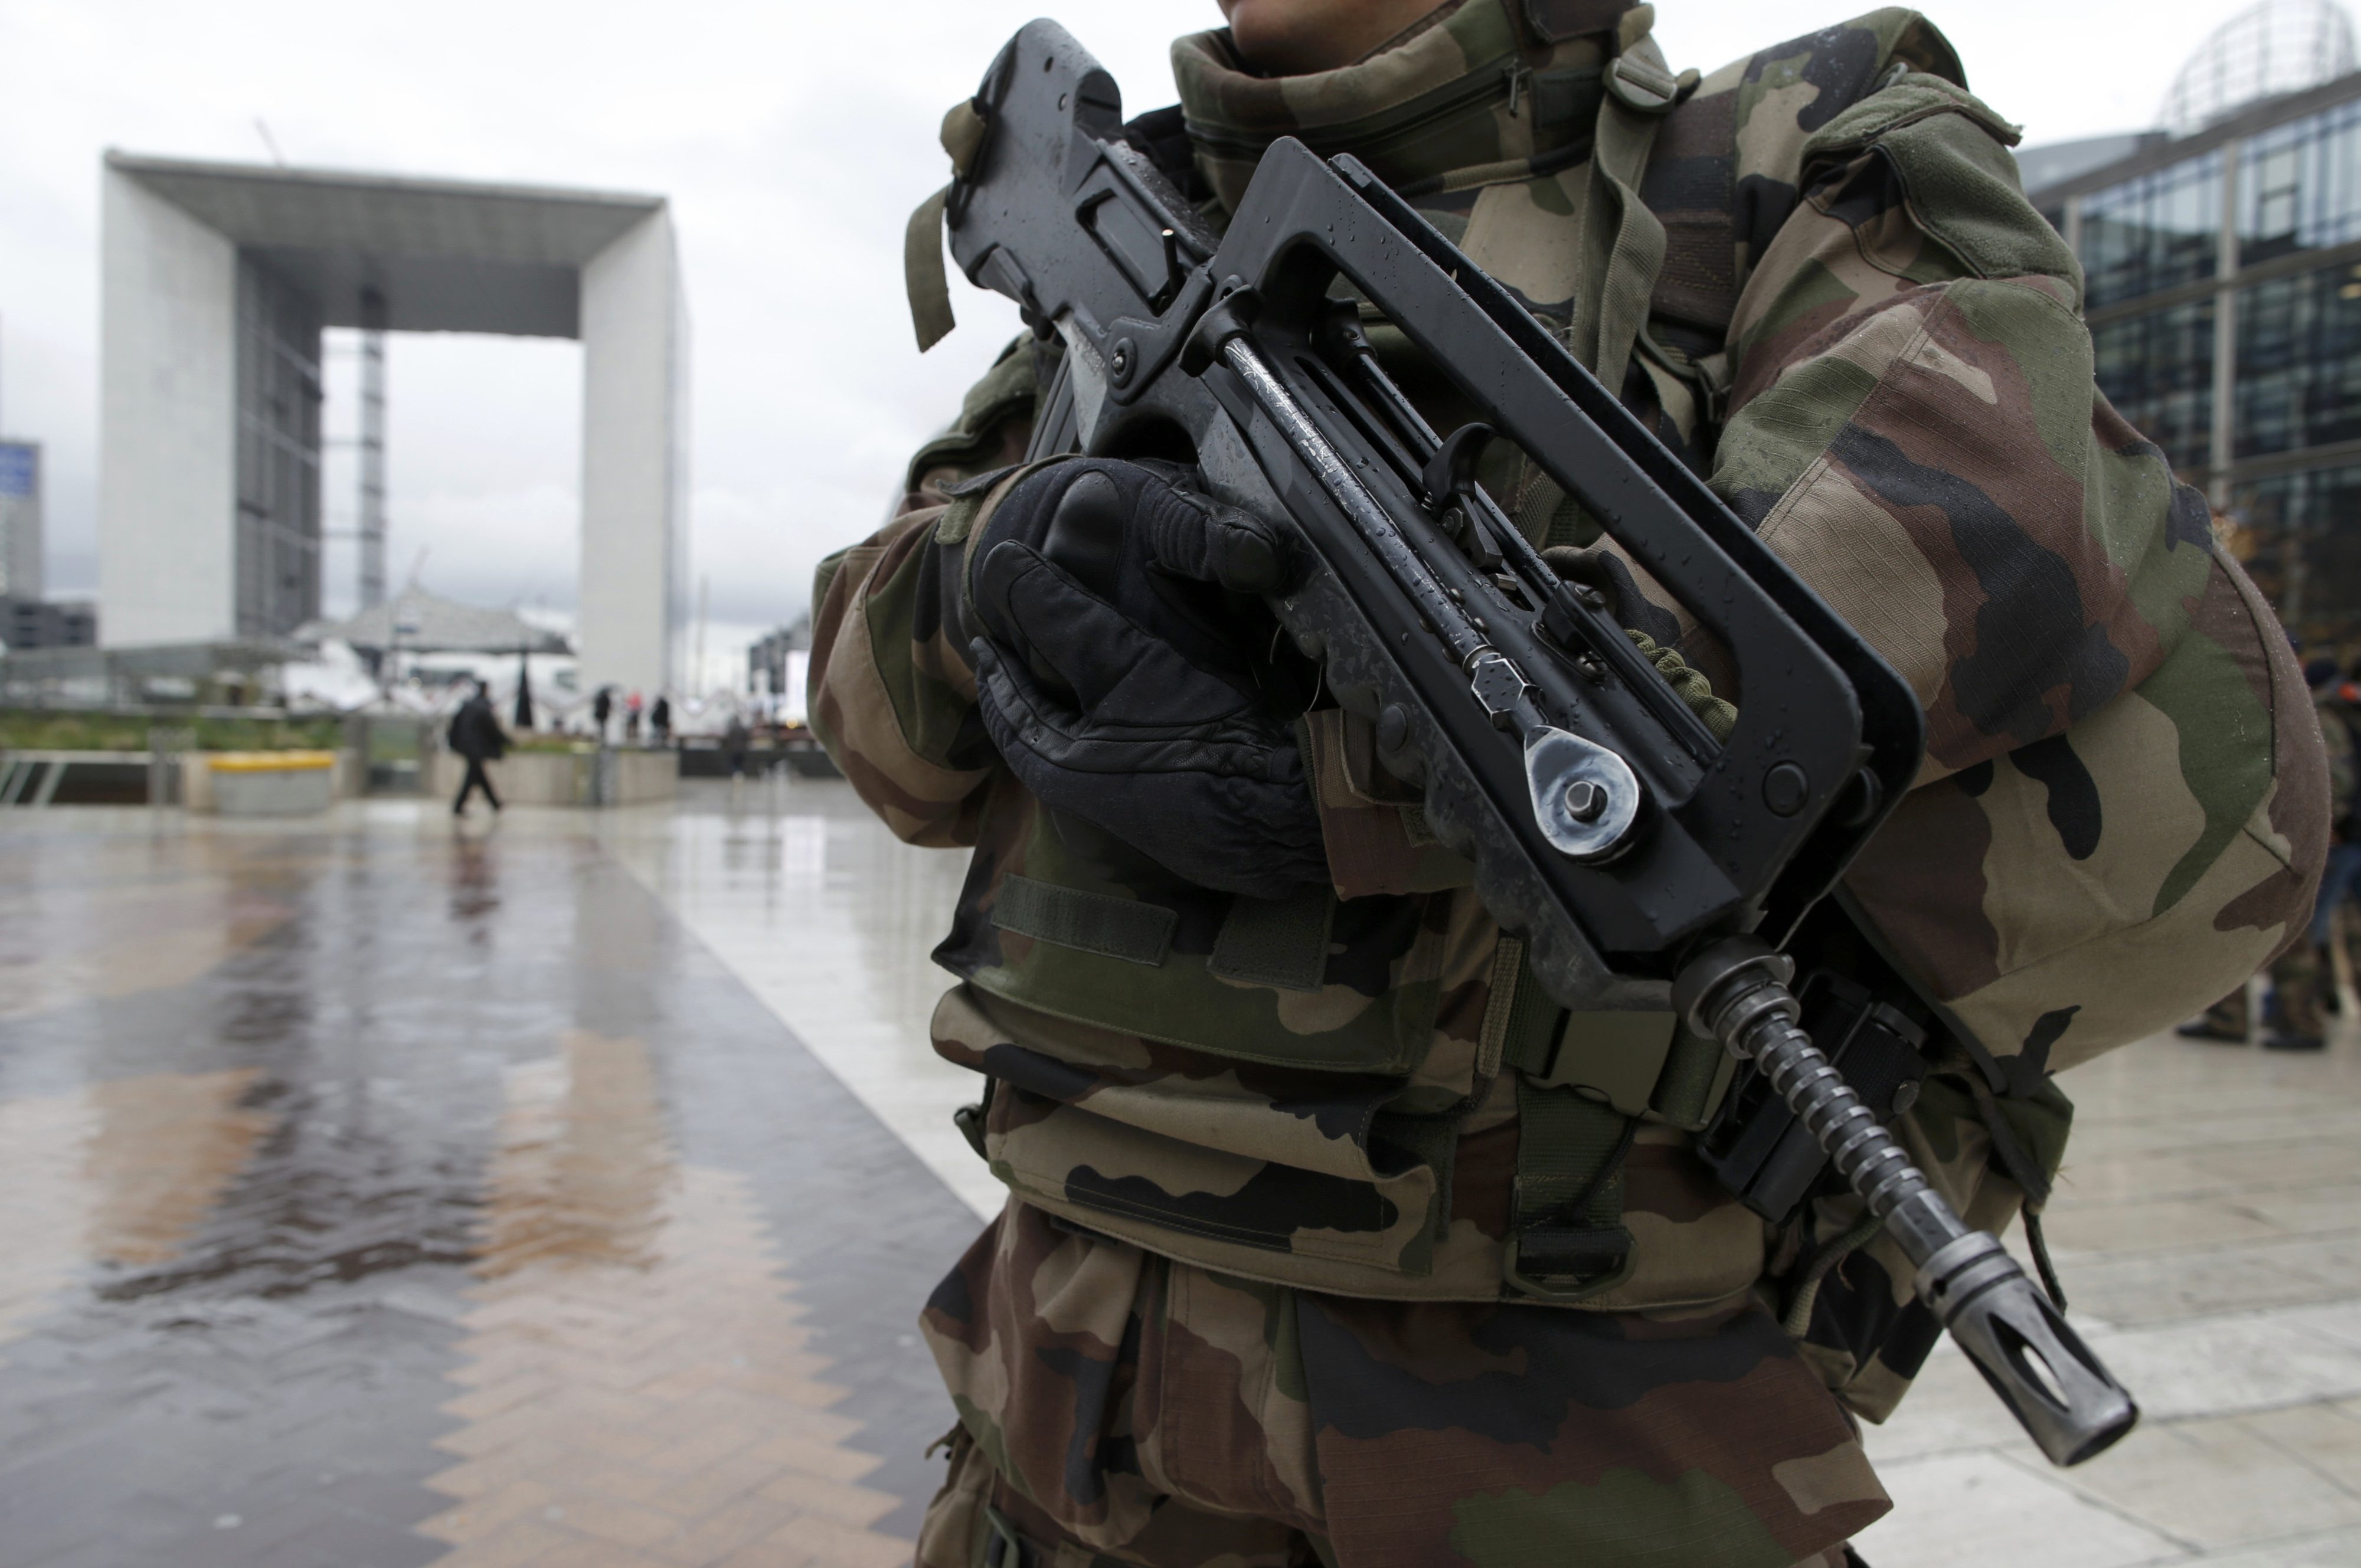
[812,2,2326,1564]
[2238,656,2352,1048]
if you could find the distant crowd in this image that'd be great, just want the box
[2182,652,2361,1051]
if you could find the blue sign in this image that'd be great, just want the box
[0,443,34,499]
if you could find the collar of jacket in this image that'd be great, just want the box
[1172,0,1641,212]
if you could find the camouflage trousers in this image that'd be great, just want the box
[915,1202,1885,1568]
[2193,940,2331,1042]
[2268,941,2331,1041]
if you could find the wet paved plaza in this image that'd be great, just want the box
[0,790,975,1567]
[1,780,2360,1566]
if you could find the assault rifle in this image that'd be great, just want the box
[925,18,2136,1466]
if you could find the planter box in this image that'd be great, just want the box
[183,750,357,811]
[207,751,338,816]
[429,747,678,807]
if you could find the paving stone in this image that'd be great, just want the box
[1849,1452,2187,1567]
[2182,1525,2361,1564]
[2061,1412,2361,1550]
[2241,1400,2361,1495]
[2095,1315,2361,1421]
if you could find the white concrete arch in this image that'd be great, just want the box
[98,151,688,696]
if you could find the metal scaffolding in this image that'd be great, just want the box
[358,286,387,610]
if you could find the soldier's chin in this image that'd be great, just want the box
[1218,0,1446,77]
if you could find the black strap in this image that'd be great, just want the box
[990,875,1176,966]
[1209,885,1335,992]
[1965,1073,2072,1310]
[1509,1073,1637,1299]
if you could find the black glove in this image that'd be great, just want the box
[967,459,1327,899]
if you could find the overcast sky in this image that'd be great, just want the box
[0,0,2235,682]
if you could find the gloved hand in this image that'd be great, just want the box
[966,458,1327,898]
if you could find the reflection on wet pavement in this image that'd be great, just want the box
[86,1071,276,1268]
[594,778,991,1217]
[0,873,292,1023]
[0,801,978,1567]
[0,1094,99,1356]
[480,1036,674,1276]
[420,1032,905,1565]
[0,1071,272,1359]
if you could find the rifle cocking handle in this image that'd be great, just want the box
[1421,423,1495,510]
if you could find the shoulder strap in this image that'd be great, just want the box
[906,100,992,352]
[1563,34,1690,385]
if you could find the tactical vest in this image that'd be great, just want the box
[913,0,2323,1312]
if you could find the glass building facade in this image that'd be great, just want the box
[2035,76,2361,647]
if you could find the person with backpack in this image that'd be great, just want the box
[813,4,2330,1562]
[447,677,508,817]
[722,712,751,780]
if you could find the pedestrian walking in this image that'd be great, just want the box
[651,693,672,745]
[624,692,643,745]
[447,679,508,817]
[591,686,613,744]
[722,713,750,780]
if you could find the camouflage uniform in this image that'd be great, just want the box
[2264,680,2356,1045]
[813,4,2328,1563]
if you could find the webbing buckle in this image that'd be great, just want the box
[1603,54,1696,116]
[1505,1223,1637,1302]
[981,1505,1031,1568]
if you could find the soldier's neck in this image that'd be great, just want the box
[1176,0,1628,212]
[1217,0,1458,76]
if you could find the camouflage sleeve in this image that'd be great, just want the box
[1709,63,2327,1079]
[807,340,1039,846]
[1704,71,2126,780]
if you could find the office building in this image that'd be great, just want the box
[747,614,810,698]
[0,439,41,602]
[1,598,96,652]
[2026,0,2361,644]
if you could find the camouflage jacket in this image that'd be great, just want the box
[814,1,2325,1422]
